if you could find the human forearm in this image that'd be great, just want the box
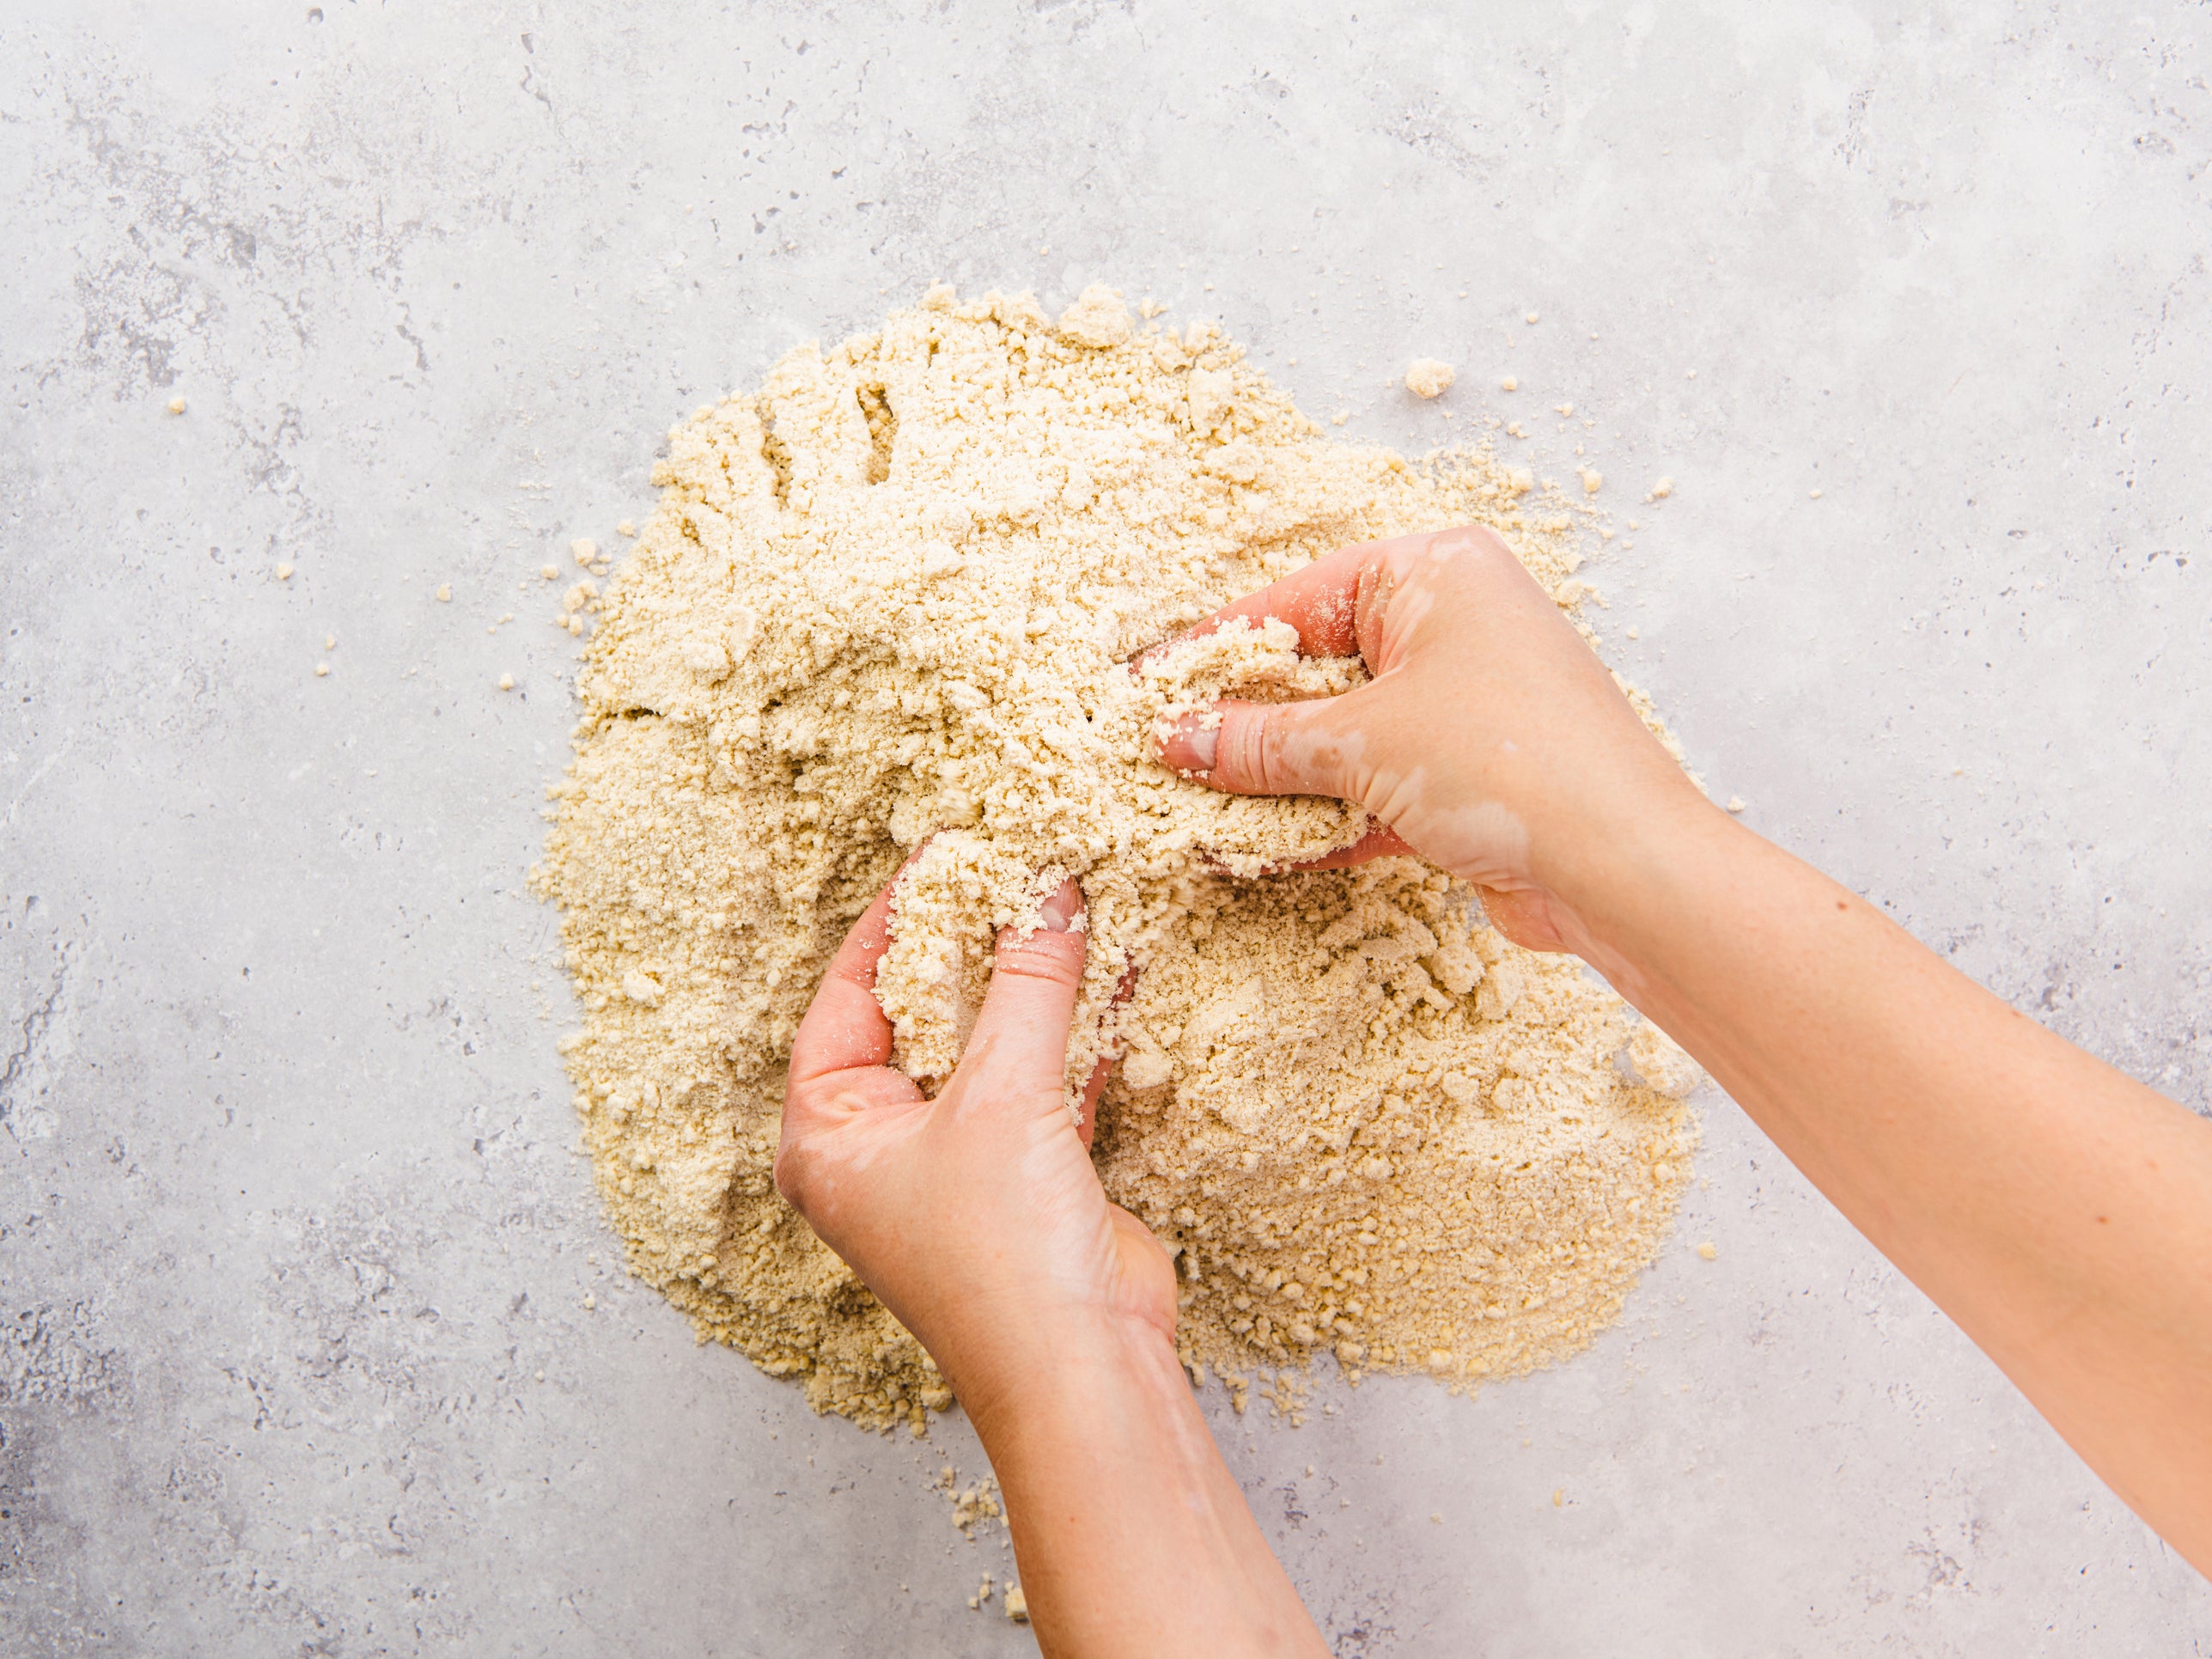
[1562,808,2212,1570]
[966,1314,1328,1659]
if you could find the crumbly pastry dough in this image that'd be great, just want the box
[533,284,1698,1430]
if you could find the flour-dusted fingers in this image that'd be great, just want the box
[1283,819,1418,871]
[783,875,908,1095]
[1156,689,1369,800]
[1075,961,1142,1151]
[958,880,1089,1101]
[1144,540,1378,664]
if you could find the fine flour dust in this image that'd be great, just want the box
[534,284,1699,1430]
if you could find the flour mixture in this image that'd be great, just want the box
[534,283,1698,1430]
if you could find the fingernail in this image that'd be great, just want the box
[1039,879,1082,932]
[1160,712,1220,772]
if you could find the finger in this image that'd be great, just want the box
[1074,962,1141,1150]
[1137,540,1378,664]
[1284,819,1417,871]
[787,872,903,1089]
[1157,691,1364,800]
[960,879,1089,1087]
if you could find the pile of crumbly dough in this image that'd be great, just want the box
[534,283,1700,1431]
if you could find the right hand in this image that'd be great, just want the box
[1155,526,1713,954]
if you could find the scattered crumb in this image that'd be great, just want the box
[314,662,329,677]
[323,636,336,650]
[1697,1241,1718,1259]
[617,520,638,537]
[275,563,294,581]
[1685,369,1697,380]
[499,674,516,691]
[1578,468,1602,496]
[1331,410,1350,425]
[1499,375,1518,392]
[935,1466,1005,1537]
[1430,1512,1442,1524]
[1554,403,1574,417]
[1725,796,1746,814]
[1648,477,1674,500]
[1552,1489,1565,1508]
[1003,1584,1028,1623]
[1624,626,1639,640]
[1405,357,1455,399]
[582,1294,597,1310]
[1505,423,1526,438]
[572,538,599,565]
[436,583,453,602]
[167,396,186,415]
[1523,311,1540,324]
[1809,488,1823,499]
[541,564,561,580]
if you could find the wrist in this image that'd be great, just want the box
[1529,770,1730,921]
[951,1303,1187,1454]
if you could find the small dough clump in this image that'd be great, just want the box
[535,284,1696,1429]
[1405,357,1456,399]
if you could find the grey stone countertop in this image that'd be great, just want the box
[3,2,2209,1652]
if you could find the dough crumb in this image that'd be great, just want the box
[541,564,561,580]
[1578,468,1602,496]
[1499,375,1518,392]
[1405,358,1455,399]
[275,563,294,581]
[1697,1241,1718,1260]
[1649,476,1674,500]
[618,520,638,537]
[167,396,186,414]
[1524,311,1541,324]
[1057,283,1135,349]
[1725,795,1746,814]
[573,538,600,565]
[436,583,453,602]
[498,673,516,692]
[314,662,329,677]
[1003,1584,1029,1622]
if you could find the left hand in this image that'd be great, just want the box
[775,873,1178,1424]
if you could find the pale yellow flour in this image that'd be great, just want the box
[533,283,1697,1430]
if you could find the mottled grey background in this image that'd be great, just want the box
[3,2,2209,1653]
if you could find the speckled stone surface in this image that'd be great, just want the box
[3,3,2209,1652]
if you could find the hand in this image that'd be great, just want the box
[1154,532,2212,1580]
[1155,525,1713,953]
[775,871,1177,1423]
[779,873,1328,1654]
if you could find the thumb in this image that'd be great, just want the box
[1157,694,1361,800]
[960,879,1088,1086]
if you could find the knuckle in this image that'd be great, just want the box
[994,927,1087,985]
